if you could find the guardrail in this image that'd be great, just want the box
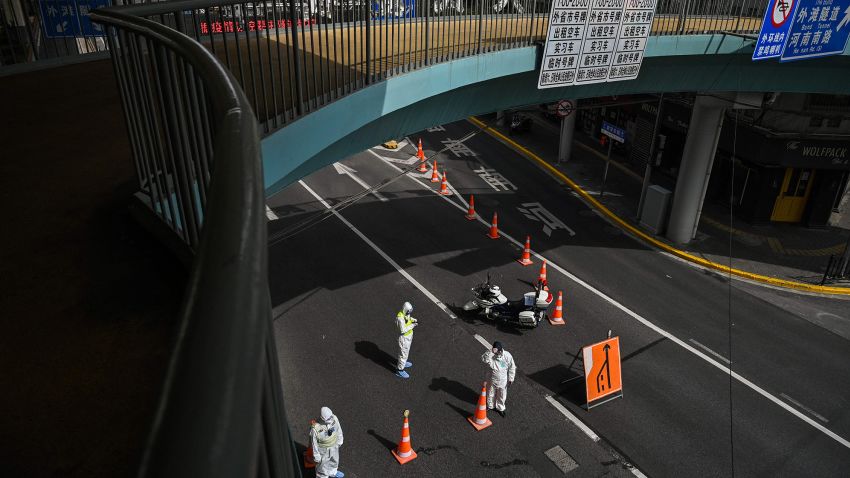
[89,7,298,477]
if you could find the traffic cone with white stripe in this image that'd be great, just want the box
[548,290,565,326]
[439,170,451,195]
[487,212,500,239]
[417,138,425,160]
[467,382,493,431]
[465,195,476,220]
[517,235,533,266]
[418,153,428,173]
[538,260,549,290]
[392,410,418,464]
[430,160,440,182]
[303,420,316,468]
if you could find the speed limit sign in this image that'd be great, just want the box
[556,100,575,118]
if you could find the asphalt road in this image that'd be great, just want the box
[267,121,850,477]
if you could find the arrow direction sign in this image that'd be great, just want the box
[582,336,623,409]
[333,162,389,202]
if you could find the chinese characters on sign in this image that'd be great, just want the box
[39,0,109,38]
[200,18,316,34]
[753,0,799,60]
[780,0,850,61]
[538,0,658,89]
[473,167,518,191]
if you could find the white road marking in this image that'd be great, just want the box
[298,180,456,320]
[333,162,389,202]
[583,190,624,197]
[688,339,731,365]
[780,393,830,423]
[374,154,850,451]
[545,395,600,442]
[265,205,279,221]
[373,139,410,151]
[369,149,420,166]
[473,333,492,349]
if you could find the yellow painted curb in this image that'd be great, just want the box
[468,116,850,296]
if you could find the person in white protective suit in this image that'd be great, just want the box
[310,407,344,478]
[395,301,417,379]
[481,341,516,417]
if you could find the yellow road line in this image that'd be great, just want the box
[467,116,850,296]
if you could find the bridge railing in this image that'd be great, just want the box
[90,7,299,478]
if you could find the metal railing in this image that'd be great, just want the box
[89,7,298,477]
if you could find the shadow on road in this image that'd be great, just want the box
[527,363,586,407]
[428,377,478,404]
[354,340,396,372]
[444,400,472,420]
[367,428,397,451]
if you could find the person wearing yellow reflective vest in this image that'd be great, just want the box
[310,406,344,478]
[395,301,417,379]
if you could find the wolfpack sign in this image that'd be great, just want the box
[754,0,850,61]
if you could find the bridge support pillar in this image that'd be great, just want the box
[666,95,727,244]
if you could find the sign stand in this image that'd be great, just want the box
[599,121,627,198]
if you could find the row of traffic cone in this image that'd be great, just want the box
[415,139,566,327]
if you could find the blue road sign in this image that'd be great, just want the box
[753,0,800,60]
[780,0,850,61]
[39,0,109,39]
[601,121,626,143]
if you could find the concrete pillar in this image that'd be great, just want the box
[666,95,727,244]
[558,106,577,163]
[496,110,506,126]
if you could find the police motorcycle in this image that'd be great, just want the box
[462,274,552,328]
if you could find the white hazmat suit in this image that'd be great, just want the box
[481,347,516,412]
[396,302,417,372]
[310,407,344,478]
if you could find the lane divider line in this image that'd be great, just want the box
[688,338,731,365]
[298,179,456,320]
[466,116,850,297]
[374,141,850,451]
[265,205,279,221]
[780,393,830,423]
[473,333,492,349]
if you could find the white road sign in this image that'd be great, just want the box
[538,0,659,89]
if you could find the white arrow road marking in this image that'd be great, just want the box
[374,153,850,451]
[333,162,389,202]
[838,5,850,31]
[265,205,279,221]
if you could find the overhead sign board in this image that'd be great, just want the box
[582,336,623,408]
[601,121,627,143]
[780,0,850,61]
[538,0,659,89]
[753,0,800,60]
[39,0,109,38]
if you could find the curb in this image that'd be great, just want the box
[468,116,850,297]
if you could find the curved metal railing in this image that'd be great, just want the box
[90,7,298,477]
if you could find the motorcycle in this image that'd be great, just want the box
[462,275,552,328]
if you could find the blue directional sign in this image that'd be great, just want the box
[780,0,850,61]
[601,121,626,143]
[753,0,800,60]
[39,0,109,39]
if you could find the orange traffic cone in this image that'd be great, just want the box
[549,290,565,325]
[418,156,428,173]
[392,410,418,465]
[517,235,533,266]
[439,170,451,195]
[538,261,548,289]
[430,160,440,182]
[465,195,476,220]
[487,212,500,239]
[467,382,493,431]
[417,138,425,160]
[303,421,316,468]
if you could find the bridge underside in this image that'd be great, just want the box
[262,36,850,195]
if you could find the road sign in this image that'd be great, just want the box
[780,0,850,61]
[556,99,575,117]
[582,336,623,409]
[601,121,626,143]
[753,0,800,60]
[537,0,660,89]
[39,0,109,38]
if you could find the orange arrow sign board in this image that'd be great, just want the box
[582,337,623,408]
